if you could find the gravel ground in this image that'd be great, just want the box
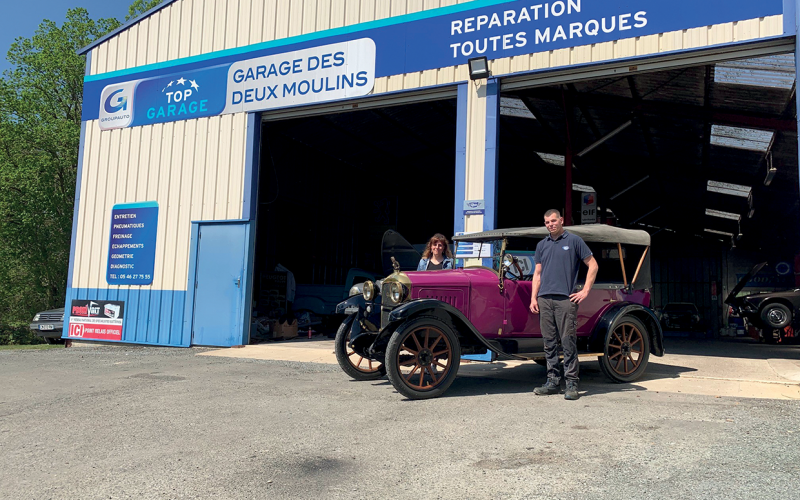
[1,345,799,499]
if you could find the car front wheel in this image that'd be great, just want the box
[334,317,385,380]
[598,316,651,383]
[385,316,460,400]
[760,303,792,329]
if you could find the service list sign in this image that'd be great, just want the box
[107,201,158,285]
[68,300,125,341]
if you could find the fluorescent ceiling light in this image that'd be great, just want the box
[710,125,774,153]
[714,55,795,90]
[500,97,536,119]
[705,208,741,221]
[704,228,734,237]
[536,152,565,166]
[707,180,751,197]
[572,183,595,192]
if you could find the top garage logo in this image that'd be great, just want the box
[99,81,137,130]
[144,76,208,121]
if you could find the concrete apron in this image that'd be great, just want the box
[199,338,800,400]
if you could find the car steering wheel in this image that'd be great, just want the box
[503,255,525,280]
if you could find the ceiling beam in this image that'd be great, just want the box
[626,76,657,158]
[518,88,797,131]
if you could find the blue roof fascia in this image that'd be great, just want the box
[78,0,514,67]
[78,0,181,55]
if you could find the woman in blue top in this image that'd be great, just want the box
[417,233,454,271]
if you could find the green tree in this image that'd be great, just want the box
[0,9,119,341]
[127,0,166,21]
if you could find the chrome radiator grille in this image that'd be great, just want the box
[381,282,398,329]
[381,282,396,307]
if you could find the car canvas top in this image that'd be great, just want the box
[452,225,651,246]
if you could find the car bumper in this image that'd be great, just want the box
[29,323,64,337]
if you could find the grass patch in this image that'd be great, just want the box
[0,344,62,351]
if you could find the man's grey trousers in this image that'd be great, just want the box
[539,294,579,382]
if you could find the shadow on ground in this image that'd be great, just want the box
[367,357,698,400]
[663,337,800,361]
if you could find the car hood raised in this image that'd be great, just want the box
[381,230,422,275]
[725,262,767,305]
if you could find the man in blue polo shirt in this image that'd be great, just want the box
[529,209,598,400]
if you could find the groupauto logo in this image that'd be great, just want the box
[104,89,129,114]
[99,82,135,130]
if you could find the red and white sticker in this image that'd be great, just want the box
[68,300,125,341]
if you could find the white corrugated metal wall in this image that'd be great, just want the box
[72,0,785,344]
[88,0,475,84]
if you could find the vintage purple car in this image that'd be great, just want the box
[334,225,664,399]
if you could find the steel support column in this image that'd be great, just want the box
[562,90,573,226]
[454,83,468,236]
[795,0,800,196]
[484,78,500,232]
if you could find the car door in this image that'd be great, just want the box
[502,280,540,336]
[503,280,620,337]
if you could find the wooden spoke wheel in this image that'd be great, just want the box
[386,316,460,400]
[334,316,385,381]
[599,315,650,383]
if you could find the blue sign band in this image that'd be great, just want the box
[82,0,783,123]
[113,201,159,209]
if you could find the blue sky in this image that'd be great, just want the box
[1,1,133,73]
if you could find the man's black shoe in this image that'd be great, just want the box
[534,379,560,395]
[564,380,579,400]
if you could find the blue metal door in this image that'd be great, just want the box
[192,223,247,346]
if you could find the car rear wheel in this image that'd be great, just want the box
[760,303,792,329]
[334,316,385,380]
[385,316,460,400]
[598,316,650,383]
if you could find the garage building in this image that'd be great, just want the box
[66,0,800,346]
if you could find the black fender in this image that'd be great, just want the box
[589,302,665,357]
[334,297,380,350]
[384,299,526,360]
[335,295,366,314]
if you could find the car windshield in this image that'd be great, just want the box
[663,303,698,314]
[457,236,647,284]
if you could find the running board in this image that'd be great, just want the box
[512,352,605,361]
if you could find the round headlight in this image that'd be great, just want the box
[390,282,405,303]
[349,284,361,297]
[363,281,375,301]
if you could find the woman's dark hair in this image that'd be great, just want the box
[421,233,454,260]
